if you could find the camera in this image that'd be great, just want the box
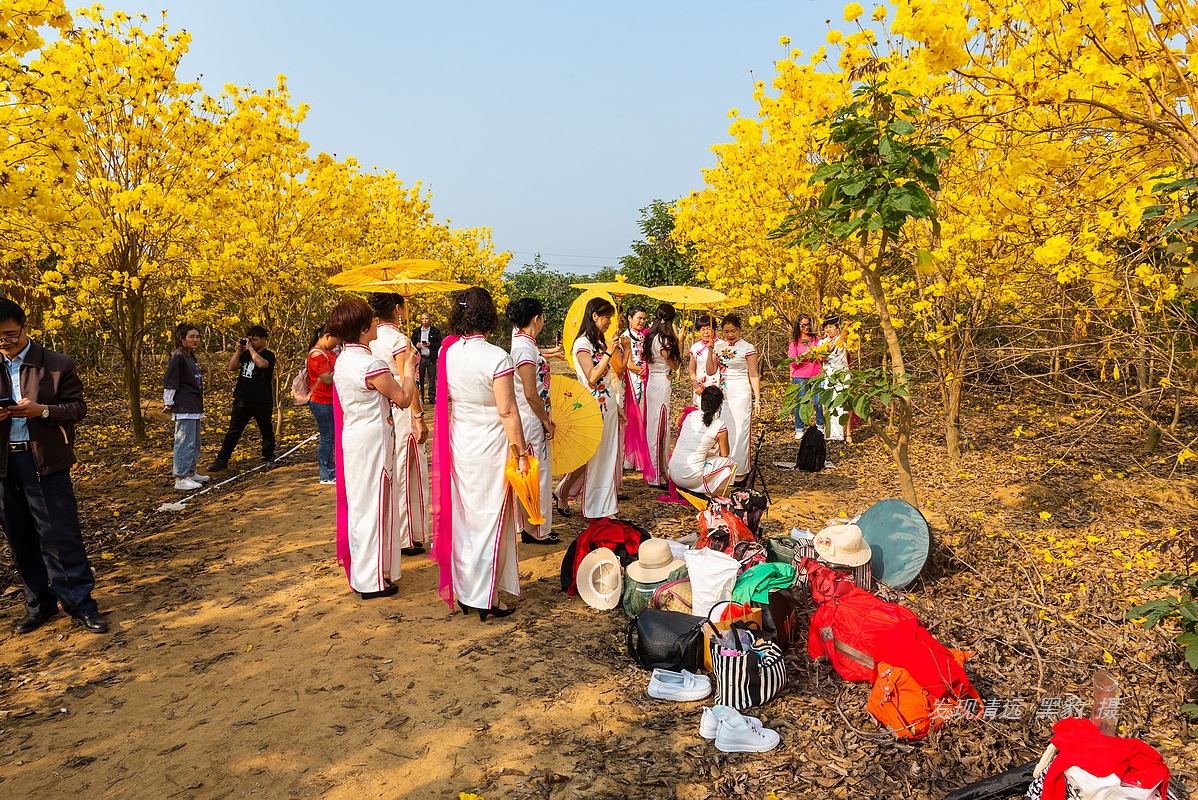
[239,338,248,347]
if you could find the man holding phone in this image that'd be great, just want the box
[208,325,276,471]
[0,298,106,634]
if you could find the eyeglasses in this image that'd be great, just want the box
[799,322,810,327]
[0,334,23,344]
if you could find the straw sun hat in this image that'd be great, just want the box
[577,548,623,610]
[813,524,873,568]
[626,539,685,584]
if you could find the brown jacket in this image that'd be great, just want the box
[0,340,87,478]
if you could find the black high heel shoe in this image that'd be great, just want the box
[458,601,472,616]
[360,582,398,600]
[478,605,514,622]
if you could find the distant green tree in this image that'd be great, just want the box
[504,253,581,344]
[619,199,699,289]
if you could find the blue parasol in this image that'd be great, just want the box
[856,499,930,590]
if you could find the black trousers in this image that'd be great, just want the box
[418,353,437,402]
[0,451,97,617]
[216,400,275,462]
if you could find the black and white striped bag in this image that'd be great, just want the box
[709,625,788,710]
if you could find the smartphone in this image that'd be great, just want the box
[0,397,14,408]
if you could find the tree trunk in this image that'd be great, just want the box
[945,376,963,460]
[124,353,146,443]
[857,231,918,507]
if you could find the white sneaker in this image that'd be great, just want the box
[795,430,803,440]
[715,712,781,753]
[319,478,336,485]
[174,477,202,491]
[648,669,712,702]
[699,705,765,739]
[189,474,211,483]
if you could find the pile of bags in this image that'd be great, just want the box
[563,494,983,742]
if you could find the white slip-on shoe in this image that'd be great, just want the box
[648,669,712,702]
[189,473,211,483]
[174,477,202,491]
[715,713,781,753]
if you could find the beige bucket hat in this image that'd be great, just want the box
[813,524,873,568]
[626,538,686,584]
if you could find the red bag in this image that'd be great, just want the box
[807,587,920,682]
[797,557,858,605]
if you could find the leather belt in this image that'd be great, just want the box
[8,442,31,453]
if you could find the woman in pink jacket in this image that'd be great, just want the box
[787,314,824,439]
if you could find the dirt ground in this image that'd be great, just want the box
[1,378,1197,800]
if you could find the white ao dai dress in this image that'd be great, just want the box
[370,323,428,563]
[714,337,756,476]
[643,336,673,486]
[556,335,620,518]
[823,337,851,442]
[333,343,397,593]
[510,330,552,538]
[668,411,736,495]
[445,336,521,609]
[690,339,720,406]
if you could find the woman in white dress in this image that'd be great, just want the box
[688,314,719,406]
[507,298,557,545]
[713,314,761,482]
[642,303,681,489]
[668,386,736,496]
[329,298,418,599]
[434,288,531,621]
[822,317,851,442]
[555,297,622,519]
[368,293,429,573]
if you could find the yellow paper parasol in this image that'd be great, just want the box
[329,259,443,287]
[550,375,603,475]
[563,289,619,352]
[645,285,728,309]
[353,278,470,298]
[505,445,544,525]
[569,274,649,298]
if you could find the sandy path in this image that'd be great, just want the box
[2,458,831,799]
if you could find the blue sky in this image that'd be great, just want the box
[114,0,844,274]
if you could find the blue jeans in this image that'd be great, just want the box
[173,418,201,477]
[792,377,824,430]
[309,401,335,481]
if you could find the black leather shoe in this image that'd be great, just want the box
[360,582,399,600]
[16,608,59,634]
[400,545,426,556]
[71,611,108,634]
[521,531,560,545]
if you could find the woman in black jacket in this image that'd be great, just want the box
[163,324,208,491]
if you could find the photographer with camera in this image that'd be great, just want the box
[208,325,276,472]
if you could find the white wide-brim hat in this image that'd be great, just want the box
[626,538,686,584]
[577,547,624,610]
[813,524,873,568]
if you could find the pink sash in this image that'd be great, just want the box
[333,383,351,583]
[429,334,461,607]
[622,369,655,483]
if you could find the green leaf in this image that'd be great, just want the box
[1162,210,1198,235]
[889,119,916,136]
[1181,703,1198,720]
[1187,643,1198,672]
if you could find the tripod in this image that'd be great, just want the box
[744,425,771,504]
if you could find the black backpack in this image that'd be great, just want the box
[796,426,826,472]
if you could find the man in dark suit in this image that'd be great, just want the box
[412,312,443,404]
[0,298,106,634]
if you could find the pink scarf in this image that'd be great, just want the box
[428,334,461,607]
[622,368,655,483]
[333,383,351,584]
